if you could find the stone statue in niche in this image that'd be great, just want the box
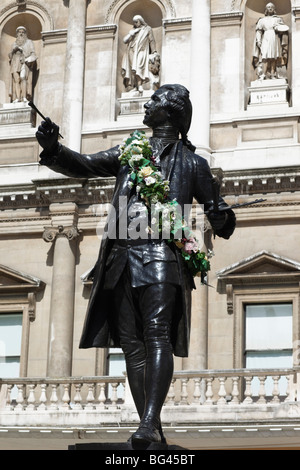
[252,2,289,80]
[8,26,37,103]
[122,15,160,95]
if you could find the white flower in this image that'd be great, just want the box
[145,176,156,186]
[136,185,141,193]
[139,167,153,178]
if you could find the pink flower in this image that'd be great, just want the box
[183,237,199,254]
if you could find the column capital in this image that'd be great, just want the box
[43,225,81,243]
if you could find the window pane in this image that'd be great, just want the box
[108,354,126,376]
[245,304,292,350]
[0,357,20,378]
[246,350,293,396]
[107,349,125,400]
[0,314,22,377]
[246,350,293,369]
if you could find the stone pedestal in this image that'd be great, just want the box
[248,79,290,108]
[117,90,152,120]
[0,102,35,137]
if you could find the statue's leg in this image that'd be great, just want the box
[13,72,21,101]
[20,65,28,101]
[113,275,175,445]
[112,270,146,419]
[131,283,178,447]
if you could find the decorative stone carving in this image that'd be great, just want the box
[8,26,37,103]
[121,15,160,95]
[43,225,81,243]
[252,2,289,81]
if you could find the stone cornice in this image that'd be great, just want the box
[0,177,116,209]
[216,166,300,196]
[0,168,300,215]
[211,11,243,27]
[42,24,117,44]
[163,17,191,31]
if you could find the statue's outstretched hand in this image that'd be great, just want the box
[208,211,228,231]
[36,118,60,156]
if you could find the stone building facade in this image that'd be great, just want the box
[1,0,300,450]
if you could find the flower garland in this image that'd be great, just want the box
[118,130,212,281]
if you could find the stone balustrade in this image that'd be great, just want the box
[1,368,300,449]
[0,367,299,414]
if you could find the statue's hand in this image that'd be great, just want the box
[36,118,60,155]
[208,211,228,231]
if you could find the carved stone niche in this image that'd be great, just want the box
[217,250,300,316]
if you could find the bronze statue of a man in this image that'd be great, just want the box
[35,84,235,448]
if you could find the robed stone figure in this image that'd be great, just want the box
[36,84,235,448]
[122,15,158,93]
[253,2,289,80]
[9,26,37,103]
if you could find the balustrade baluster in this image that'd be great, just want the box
[73,384,83,409]
[229,377,240,404]
[193,378,201,404]
[97,383,106,408]
[38,384,47,410]
[271,376,280,403]
[204,377,214,405]
[243,376,253,404]
[217,377,227,405]
[50,384,59,410]
[180,378,189,405]
[5,384,13,410]
[284,375,293,402]
[166,378,176,405]
[61,384,71,409]
[257,376,266,404]
[27,384,36,410]
[85,384,95,409]
[15,385,25,410]
[110,383,118,408]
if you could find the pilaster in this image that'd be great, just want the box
[62,0,89,151]
[189,0,211,161]
[43,203,80,377]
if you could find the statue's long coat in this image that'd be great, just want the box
[40,140,235,357]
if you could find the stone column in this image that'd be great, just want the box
[182,231,210,372]
[43,203,80,377]
[181,0,211,375]
[62,0,89,151]
[189,0,212,161]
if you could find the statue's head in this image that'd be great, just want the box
[143,84,193,139]
[133,15,147,28]
[265,3,276,15]
[16,26,27,35]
